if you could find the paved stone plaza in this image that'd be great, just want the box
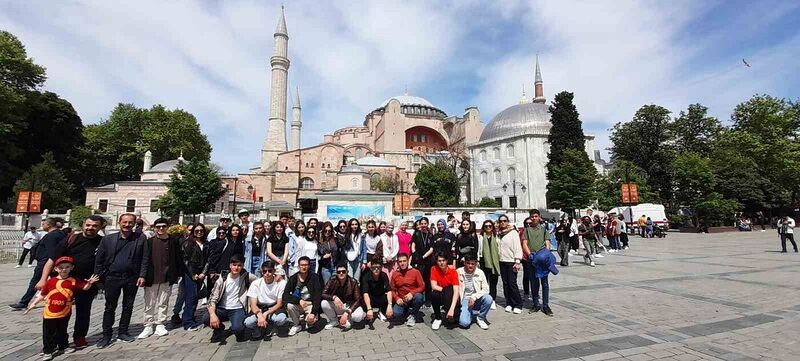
[0,231,798,361]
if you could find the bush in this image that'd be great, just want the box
[69,206,95,228]
[478,197,500,208]
[696,193,740,227]
[168,224,187,237]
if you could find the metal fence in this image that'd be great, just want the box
[0,231,25,264]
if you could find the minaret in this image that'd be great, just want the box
[261,6,290,172]
[519,83,529,104]
[290,86,302,151]
[532,54,545,104]
[143,150,152,172]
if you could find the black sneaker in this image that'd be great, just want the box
[529,305,541,314]
[8,303,25,310]
[95,337,112,349]
[542,306,554,317]
[170,314,182,325]
[116,333,135,343]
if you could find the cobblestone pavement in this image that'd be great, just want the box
[1,231,798,361]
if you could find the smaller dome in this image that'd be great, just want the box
[147,159,181,173]
[340,165,368,174]
[356,156,393,167]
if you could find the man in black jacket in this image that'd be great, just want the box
[283,256,321,336]
[93,213,147,348]
[137,218,185,339]
[33,215,104,349]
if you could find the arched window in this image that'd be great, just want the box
[355,148,362,160]
[508,167,516,182]
[507,144,515,157]
[480,171,488,186]
[493,147,500,160]
[300,177,314,189]
[351,178,359,188]
[479,150,487,162]
[493,169,501,185]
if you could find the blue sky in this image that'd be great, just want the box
[2,1,799,173]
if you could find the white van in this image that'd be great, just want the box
[606,203,669,230]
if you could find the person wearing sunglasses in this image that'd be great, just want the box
[244,262,289,340]
[138,218,186,339]
[177,223,208,331]
[317,222,339,284]
[497,215,523,314]
[478,220,500,310]
[360,262,393,324]
[389,252,425,326]
[321,264,364,330]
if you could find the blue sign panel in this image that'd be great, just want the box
[327,204,385,221]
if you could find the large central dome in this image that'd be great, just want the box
[479,102,551,142]
[375,94,446,118]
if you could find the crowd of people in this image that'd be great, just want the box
[10,208,636,361]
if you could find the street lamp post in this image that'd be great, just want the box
[502,180,527,224]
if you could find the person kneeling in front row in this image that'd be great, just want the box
[283,256,322,336]
[243,261,289,340]
[204,255,256,342]
[456,255,492,329]
[390,253,425,327]
[430,253,460,330]
[321,263,364,330]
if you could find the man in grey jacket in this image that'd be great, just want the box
[204,254,257,342]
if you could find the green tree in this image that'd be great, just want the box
[668,104,721,157]
[548,149,597,212]
[157,159,226,218]
[545,91,595,211]
[414,162,460,207]
[696,192,740,227]
[68,206,96,228]
[593,160,656,211]
[370,171,402,193]
[7,153,74,212]
[672,153,716,208]
[478,197,500,207]
[609,104,674,204]
[80,103,212,187]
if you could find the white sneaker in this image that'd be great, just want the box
[343,320,352,329]
[476,317,489,330]
[590,261,596,267]
[431,319,442,330]
[324,323,335,330]
[28,264,34,268]
[378,312,387,322]
[154,324,168,336]
[504,305,512,313]
[405,315,416,327]
[596,254,605,258]
[513,308,522,314]
[288,325,302,336]
[491,301,497,310]
[624,246,629,250]
[137,326,154,339]
[14,265,20,268]
[569,250,576,254]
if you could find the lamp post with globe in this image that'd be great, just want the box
[502,180,527,224]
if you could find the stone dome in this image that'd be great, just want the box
[479,102,551,142]
[147,159,181,172]
[375,94,446,118]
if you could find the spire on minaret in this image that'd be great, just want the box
[261,5,291,171]
[275,5,288,36]
[290,86,302,151]
[533,54,545,104]
[519,83,528,104]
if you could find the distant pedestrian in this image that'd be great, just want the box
[778,216,798,253]
[17,226,40,268]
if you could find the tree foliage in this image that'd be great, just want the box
[157,159,226,218]
[68,206,96,228]
[546,91,585,163]
[478,197,500,208]
[668,104,722,157]
[593,160,655,210]
[547,149,597,212]
[672,152,716,209]
[414,162,460,207]
[80,103,212,188]
[7,153,74,212]
[609,105,674,204]
[696,192,740,227]
[370,171,402,193]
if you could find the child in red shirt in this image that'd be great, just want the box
[26,256,99,360]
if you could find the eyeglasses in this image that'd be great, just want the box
[299,263,310,268]
[262,269,275,274]
[499,220,509,223]
[155,225,168,229]
[336,270,347,274]
[194,230,204,233]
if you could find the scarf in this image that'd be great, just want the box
[481,233,501,275]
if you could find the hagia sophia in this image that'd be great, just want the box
[85,7,606,221]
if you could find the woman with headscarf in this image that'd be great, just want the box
[433,219,457,268]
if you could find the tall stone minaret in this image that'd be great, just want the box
[261,6,290,172]
[532,54,545,104]
[290,87,302,151]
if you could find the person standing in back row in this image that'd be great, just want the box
[138,218,185,339]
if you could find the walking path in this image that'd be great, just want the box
[0,231,798,361]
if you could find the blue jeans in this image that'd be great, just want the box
[181,276,200,329]
[347,260,361,281]
[532,275,549,307]
[391,293,424,320]
[458,295,493,327]
[172,280,185,316]
[19,261,45,305]
[243,309,289,329]
[320,266,334,285]
[203,307,246,336]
